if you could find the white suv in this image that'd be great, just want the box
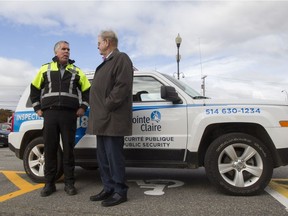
[9,71,288,196]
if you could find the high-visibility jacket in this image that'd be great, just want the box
[30,57,90,112]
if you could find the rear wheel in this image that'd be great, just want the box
[23,137,63,183]
[204,132,273,196]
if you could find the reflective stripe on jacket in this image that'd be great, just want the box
[30,60,90,112]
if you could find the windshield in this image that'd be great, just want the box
[161,73,207,99]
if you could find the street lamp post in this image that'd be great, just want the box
[175,33,182,80]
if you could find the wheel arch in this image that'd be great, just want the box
[197,122,279,167]
[19,129,43,159]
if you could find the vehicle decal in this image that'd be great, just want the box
[133,110,162,132]
[133,104,184,111]
[13,105,184,132]
[13,111,42,132]
[205,107,261,115]
[124,136,173,148]
[13,104,262,145]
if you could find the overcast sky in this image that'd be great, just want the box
[0,0,288,110]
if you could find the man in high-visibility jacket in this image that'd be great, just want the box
[30,41,90,197]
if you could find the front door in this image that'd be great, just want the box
[124,75,188,164]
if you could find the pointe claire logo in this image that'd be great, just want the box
[151,110,161,123]
[132,110,162,132]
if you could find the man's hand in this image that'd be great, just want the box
[36,110,43,117]
[76,108,85,117]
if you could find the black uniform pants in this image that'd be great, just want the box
[43,109,77,185]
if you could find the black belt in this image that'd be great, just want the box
[49,106,64,110]
[45,106,76,111]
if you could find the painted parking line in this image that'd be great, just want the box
[0,170,43,202]
[266,179,288,211]
[1,170,288,206]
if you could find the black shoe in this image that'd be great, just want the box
[101,193,127,207]
[40,184,56,197]
[90,189,113,201]
[64,184,77,196]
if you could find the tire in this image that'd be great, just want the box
[23,137,63,183]
[204,132,273,196]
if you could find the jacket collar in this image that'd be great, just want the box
[105,48,119,61]
[52,56,75,65]
[96,49,120,71]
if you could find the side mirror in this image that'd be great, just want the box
[161,86,183,104]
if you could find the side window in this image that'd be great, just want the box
[133,76,164,102]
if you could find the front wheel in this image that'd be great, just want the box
[23,137,63,183]
[204,133,273,196]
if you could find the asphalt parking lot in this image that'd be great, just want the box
[1,147,288,216]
